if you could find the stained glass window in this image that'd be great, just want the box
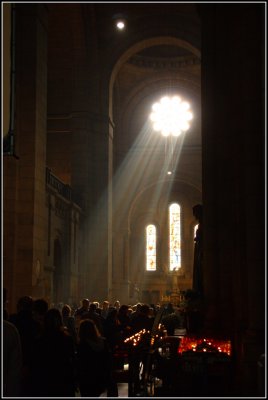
[169,203,181,271]
[146,224,156,271]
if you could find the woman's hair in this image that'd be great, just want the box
[44,308,64,333]
[78,318,101,342]
[62,304,72,317]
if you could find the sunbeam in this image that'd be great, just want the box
[83,115,187,299]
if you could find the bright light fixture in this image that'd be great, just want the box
[150,95,193,136]
[116,20,125,30]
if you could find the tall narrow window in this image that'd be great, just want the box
[146,224,156,271]
[169,203,181,271]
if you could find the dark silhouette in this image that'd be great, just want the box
[192,204,203,295]
[103,307,123,351]
[161,308,186,336]
[3,320,23,396]
[29,308,76,397]
[8,296,41,395]
[130,303,142,322]
[77,319,113,397]
[62,304,78,346]
[118,304,132,338]
[9,296,40,361]
[32,298,49,333]
[86,302,105,335]
[74,298,90,320]
[130,304,154,334]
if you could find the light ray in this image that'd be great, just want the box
[82,116,185,298]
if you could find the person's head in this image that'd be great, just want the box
[17,296,33,313]
[44,308,64,333]
[89,302,97,312]
[166,303,174,314]
[62,304,72,317]
[102,300,109,310]
[114,300,120,309]
[119,304,129,315]
[79,318,100,342]
[140,304,150,316]
[82,298,90,309]
[33,298,49,322]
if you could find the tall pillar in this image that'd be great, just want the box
[71,112,113,302]
[112,228,130,304]
[201,4,265,395]
[3,4,48,310]
[68,5,113,303]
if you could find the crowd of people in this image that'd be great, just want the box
[3,293,186,397]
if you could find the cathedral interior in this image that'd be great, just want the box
[2,2,266,397]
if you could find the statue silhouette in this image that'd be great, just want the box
[192,204,203,296]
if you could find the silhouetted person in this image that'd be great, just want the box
[9,296,39,360]
[103,307,123,351]
[29,308,76,397]
[162,308,184,336]
[32,298,49,333]
[162,302,175,316]
[101,300,110,319]
[130,303,142,322]
[118,304,132,339]
[77,319,113,397]
[3,319,23,396]
[62,304,78,346]
[113,300,120,311]
[74,298,90,320]
[86,302,105,335]
[192,204,203,295]
[8,296,41,395]
[130,304,154,334]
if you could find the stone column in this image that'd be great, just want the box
[71,112,113,302]
[201,4,265,395]
[4,4,48,310]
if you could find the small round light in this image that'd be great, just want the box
[116,21,125,30]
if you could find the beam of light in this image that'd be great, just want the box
[82,118,186,300]
[150,95,193,137]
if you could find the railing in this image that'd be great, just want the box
[46,168,84,209]
[46,168,72,201]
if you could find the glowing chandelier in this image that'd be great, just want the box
[150,95,193,137]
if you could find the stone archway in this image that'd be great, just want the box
[108,36,201,304]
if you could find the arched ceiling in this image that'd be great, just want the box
[102,5,201,162]
[46,3,201,185]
